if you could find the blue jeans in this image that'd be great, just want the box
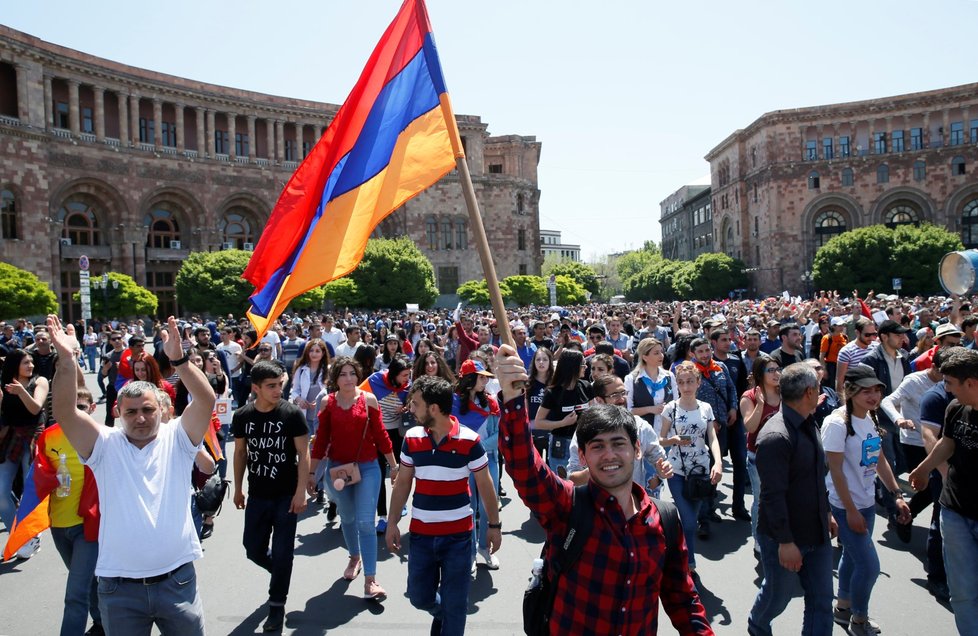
[97,560,205,636]
[325,459,381,576]
[51,524,101,635]
[941,507,978,635]
[84,345,98,371]
[831,505,879,618]
[408,532,473,636]
[469,450,499,557]
[242,495,298,605]
[747,452,761,548]
[0,451,31,531]
[748,534,834,636]
[667,475,703,570]
[547,435,571,475]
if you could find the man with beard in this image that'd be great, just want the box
[385,375,500,635]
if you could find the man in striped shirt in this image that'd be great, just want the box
[834,317,878,395]
[386,375,501,635]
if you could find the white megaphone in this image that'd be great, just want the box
[939,250,978,295]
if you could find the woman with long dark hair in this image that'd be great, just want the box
[532,349,592,476]
[374,335,402,372]
[411,350,455,384]
[291,338,331,436]
[0,349,49,557]
[359,353,411,532]
[739,353,781,552]
[527,347,554,458]
[308,357,396,600]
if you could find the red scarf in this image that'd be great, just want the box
[694,359,723,379]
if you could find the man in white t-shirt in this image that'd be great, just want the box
[261,326,283,360]
[48,314,216,636]
[320,315,344,352]
[334,325,363,358]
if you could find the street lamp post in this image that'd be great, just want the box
[93,274,119,320]
[800,270,813,299]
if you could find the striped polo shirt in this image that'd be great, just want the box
[400,416,488,536]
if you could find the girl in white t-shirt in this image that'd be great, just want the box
[821,364,911,636]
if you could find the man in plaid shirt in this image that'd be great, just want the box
[494,345,714,635]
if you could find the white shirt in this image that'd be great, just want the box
[321,327,344,351]
[334,340,362,359]
[217,341,243,377]
[880,371,937,447]
[261,331,282,358]
[84,419,202,577]
[821,409,881,510]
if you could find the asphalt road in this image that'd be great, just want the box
[0,371,958,635]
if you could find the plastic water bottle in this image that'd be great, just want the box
[528,557,545,590]
[56,453,71,498]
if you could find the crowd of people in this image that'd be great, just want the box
[0,287,976,634]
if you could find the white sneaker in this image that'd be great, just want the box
[470,560,477,579]
[15,536,40,560]
[478,548,500,570]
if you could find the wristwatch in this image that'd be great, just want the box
[488,522,502,529]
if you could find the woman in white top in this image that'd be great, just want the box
[624,337,677,437]
[659,361,722,576]
[821,363,910,636]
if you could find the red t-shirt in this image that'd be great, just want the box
[744,386,779,453]
[311,392,392,463]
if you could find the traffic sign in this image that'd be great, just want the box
[79,255,89,271]
[892,277,902,291]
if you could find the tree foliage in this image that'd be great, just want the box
[77,272,157,317]
[322,278,363,307]
[685,253,749,299]
[543,261,600,295]
[175,250,254,317]
[0,261,58,318]
[622,253,745,301]
[349,238,438,308]
[289,286,325,312]
[555,275,588,305]
[616,249,662,282]
[501,275,547,306]
[812,223,962,295]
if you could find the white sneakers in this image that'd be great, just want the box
[478,548,500,570]
[15,536,40,560]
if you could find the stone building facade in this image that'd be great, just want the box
[705,82,978,295]
[659,185,712,261]
[0,25,541,320]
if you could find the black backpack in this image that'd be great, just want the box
[522,484,681,636]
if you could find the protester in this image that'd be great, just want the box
[740,353,781,554]
[533,349,593,476]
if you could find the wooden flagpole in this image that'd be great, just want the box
[454,155,515,349]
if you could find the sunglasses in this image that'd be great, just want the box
[764,367,782,374]
[602,390,627,399]
[110,337,122,341]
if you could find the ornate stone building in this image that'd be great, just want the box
[705,83,978,295]
[0,25,541,320]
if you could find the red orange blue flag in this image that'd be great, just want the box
[244,0,463,338]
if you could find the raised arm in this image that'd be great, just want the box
[47,315,101,459]
[162,316,215,446]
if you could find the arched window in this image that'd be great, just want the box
[807,171,820,190]
[813,209,846,250]
[841,168,854,187]
[441,219,452,250]
[913,160,926,182]
[144,208,181,249]
[59,200,101,246]
[425,217,437,251]
[877,164,889,184]
[962,199,978,248]
[1,189,16,239]
[218,208,254,248]
[952,156,967,176]
[724,224,734,256]
[454,217,467,250]
[884,204,919,228]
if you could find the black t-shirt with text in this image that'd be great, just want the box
[541,379,593,438]
[940,401,978,521]
[232,400,307,498]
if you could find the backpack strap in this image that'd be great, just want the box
[549,484,595,580]
[649,496,680,553]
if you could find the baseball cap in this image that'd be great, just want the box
[879,319,910,335]
[459,359,494,377]
[845,364,885,389]
[830,317,847,327]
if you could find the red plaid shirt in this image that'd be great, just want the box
[499,396,713,636]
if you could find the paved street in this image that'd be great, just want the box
[0,370,959,635]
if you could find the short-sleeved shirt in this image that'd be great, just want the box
[919,381,951,430]
[400,416,487,536]
[821,409,881,510]
[939,401,978,521]
[837,340,873,367]
[541,380,593,438]
[662,399,715,476]
[232,400,307,498]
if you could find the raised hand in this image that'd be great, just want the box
[162,316,183,361]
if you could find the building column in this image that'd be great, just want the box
[275,119,285,161]
[923,112,931,147]
[68,80,81,135]
[942,109,950,146]
[174,103,185,151]
[42,75,53,129]
[265,117,274,160]
[247,115,257,160]
[195,107,205,155]
[227,112,237,160]
[14,64,29,123]
[152,98,163,149]
[205,109,216,157]
[296,122,305,159]
[117,91,129,145]
[129,94,140,145]
[93,87,105,141]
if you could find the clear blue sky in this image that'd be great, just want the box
[5,0,976,260]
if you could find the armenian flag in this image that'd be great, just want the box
[245,0,462,338]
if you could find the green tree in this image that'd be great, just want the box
[590,255,622,301]
[77,272,157,317]
[623,258,691,301]
[812,223,962,295]
[289,286,325,312]
[322,278,363,307]
[457,280,491,306]
[686,253,749,299]
[349,237,438,308]
[501,275,547,306]
[175,250,255,317]
[543,261,600,296]
[0,261,58,318]
[616,249,662,282]
[555,275,588,305]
